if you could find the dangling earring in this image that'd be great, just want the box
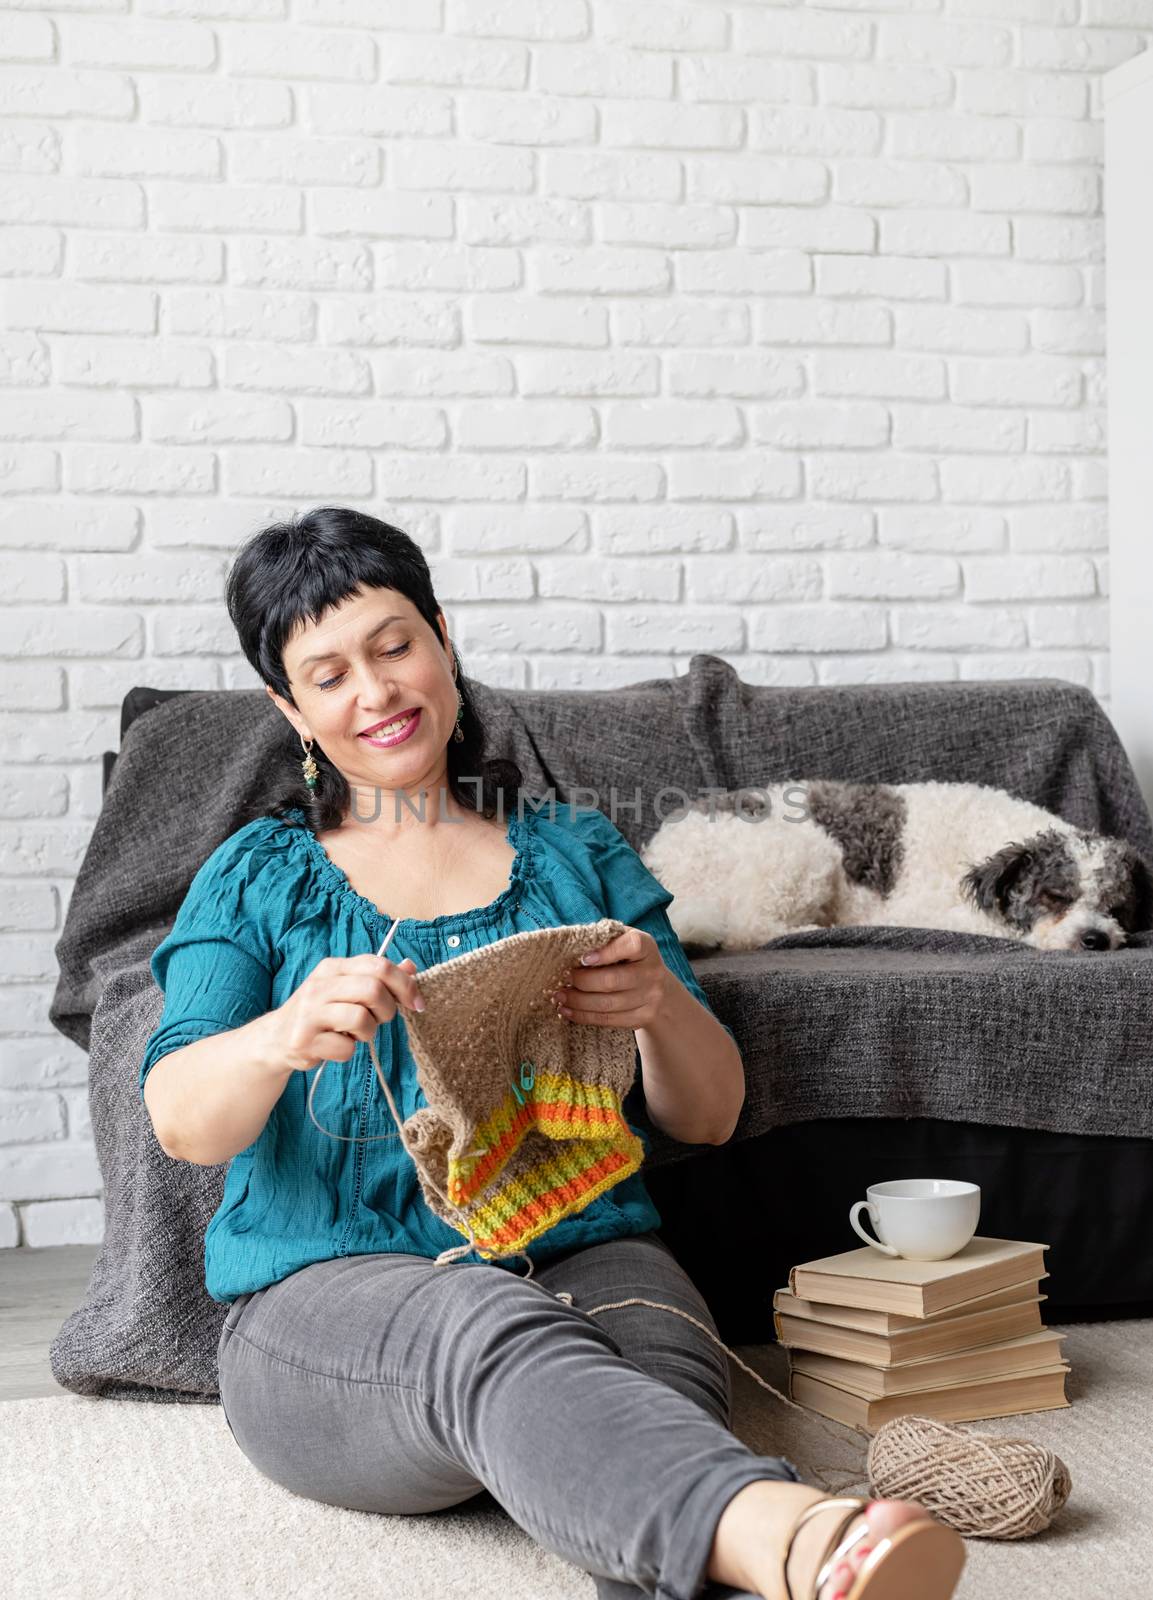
[300,732,319,791]
[452,654,465,744]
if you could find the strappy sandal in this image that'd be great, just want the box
[782,1496,967,1600]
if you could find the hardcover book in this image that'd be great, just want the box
[788,1237,1048,1318]
[772,1276,1047,1335]
[788,1330,1068,1399]
[789,1366,1070,1432]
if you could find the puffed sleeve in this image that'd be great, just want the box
[569,806,738,1050]
[138,822,280,1104]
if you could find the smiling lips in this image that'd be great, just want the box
[360,709,419,738]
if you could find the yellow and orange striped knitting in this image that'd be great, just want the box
[396,919,646,1261]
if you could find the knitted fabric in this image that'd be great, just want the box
[395,917,645,1261]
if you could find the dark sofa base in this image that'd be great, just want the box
[646,1118,1153,1346]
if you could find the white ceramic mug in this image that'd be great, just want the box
[849,1179,981,1261]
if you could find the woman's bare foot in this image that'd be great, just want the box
[708,1480,942,1600]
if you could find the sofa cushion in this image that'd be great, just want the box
[654,924,1153,1157]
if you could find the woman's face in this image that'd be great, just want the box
[269,587,457,812]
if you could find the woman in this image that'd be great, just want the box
[139,507,965,1600]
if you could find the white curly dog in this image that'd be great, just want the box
[640,780,1153,955]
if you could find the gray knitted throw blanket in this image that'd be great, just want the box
[47,658,1153,1404]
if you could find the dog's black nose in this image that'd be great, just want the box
[1080,930,1109,951]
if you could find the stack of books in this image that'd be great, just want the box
[775,1236,1071,1432]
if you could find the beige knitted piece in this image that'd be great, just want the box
[396,918,646,1261]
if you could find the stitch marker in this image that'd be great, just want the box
[510,1059,536,1106]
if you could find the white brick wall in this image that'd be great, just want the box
[0,1,1142,1248]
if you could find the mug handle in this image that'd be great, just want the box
[849,1199,900,1257]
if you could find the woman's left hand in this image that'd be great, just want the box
[550,927,670,1029]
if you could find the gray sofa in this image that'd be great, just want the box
[48,655,1153,1404]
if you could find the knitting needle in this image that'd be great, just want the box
[377,914,428,997]
[332,918,407,1049]
[376,919,490,1161]
[377,916,478,1146]
[376,915,425,1005]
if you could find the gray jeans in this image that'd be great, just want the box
[216,1230,804,1600]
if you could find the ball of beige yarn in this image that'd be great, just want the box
[867,1414,1072,1539]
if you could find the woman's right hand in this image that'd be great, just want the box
[265,954,426,1073]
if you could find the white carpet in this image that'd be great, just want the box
[1,1320,1145,1600]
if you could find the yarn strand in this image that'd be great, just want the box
[355,1031,870,1496]
[300,1004,867,1490]
[356,1035,1071,1525]
[300,924,1070,1528]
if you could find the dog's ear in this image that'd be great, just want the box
[960,842,1034,917]
[1130,853,1153,932]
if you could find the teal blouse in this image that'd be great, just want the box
[139,798,737,1305]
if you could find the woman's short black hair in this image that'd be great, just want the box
[225,505,522,833]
